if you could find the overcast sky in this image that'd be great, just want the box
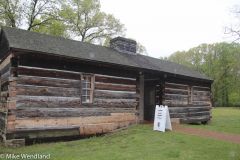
[100,0,239,58]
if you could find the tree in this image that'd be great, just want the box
[0,0,126,45]
[60,0,125,44]
[32,20,69,37]
[168,43,240,107]
[168,51,193,69]
[24,0,59,31]
[137,42,148,55]
[225,5,240,42]
[0,0,60,31]
[0,0,21,27]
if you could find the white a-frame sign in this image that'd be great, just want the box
[153,105,172,132]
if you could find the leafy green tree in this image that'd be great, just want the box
[60,0,125,44]
[0,0,59,31]
[24,0,59,31]
[32,20,69,37]
[0,0,21,27]
[168,51,192,68]
[0,0,126,42]
[168,42,240,107]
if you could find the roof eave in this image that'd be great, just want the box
[11,47,213,83]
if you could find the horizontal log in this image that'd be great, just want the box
[188,111,211,117]
[164,103,211,108]
[13,107,136,118]
[193,86,210,91]
[0,63,10,76]
[193,90,210,96]
[95,82,136,92]
[0,54,12,70]
[12,85,80,97]
[193,96,210,101]
[11,127,80,139]
[14,113,137,129]
[94,90,138,99]
[79,121,133,136]
[95,74,136,81]
[165,82,188,90]
[164,98,211,107]
[193,85,210,89]
[180,115,211,124]
[16,108,110,118]
[94,98,137,108]
[169,107,211,114]
[170,111,211,118]
[16,75,81,88]
[192,101,211,105]
[16,66,81,80]
[163,98,188,102]
[15,96,138,108]
[16,96,81,108]
[95,75,136,85]
[165,82,188,87]
[187,106,211,111]
[164,88,188,95]
[15,126,80,132]
[11,121,134,138]
[165,93,188,97]
[162,100,188,106]
[1,70,10,84]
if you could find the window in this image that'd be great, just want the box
[81,75,94,103]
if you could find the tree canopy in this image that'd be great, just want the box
[0,0,59,30]
[0,0,125,43]
[168,43,240,107]
[0,0,147,54]
[60,0,125,43]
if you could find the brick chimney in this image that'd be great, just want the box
[110,37,137,54]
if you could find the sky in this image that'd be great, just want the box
[100,0,240,58]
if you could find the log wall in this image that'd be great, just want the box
[0,51,212,142]
[162,82,212,123]
[5,61,139,140]
[0,54,13,140]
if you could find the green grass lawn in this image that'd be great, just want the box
[0,107,240,160]
[0,124,240,160]
[186,107,240,134]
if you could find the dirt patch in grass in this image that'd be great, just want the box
[173,124,240,144]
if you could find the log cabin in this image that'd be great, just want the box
[0,27,213,146]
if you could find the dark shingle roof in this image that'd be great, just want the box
[0,27,212,81]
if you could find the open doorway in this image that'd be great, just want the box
[144,80,162,121]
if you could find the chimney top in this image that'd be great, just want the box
[110,37,137,54]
